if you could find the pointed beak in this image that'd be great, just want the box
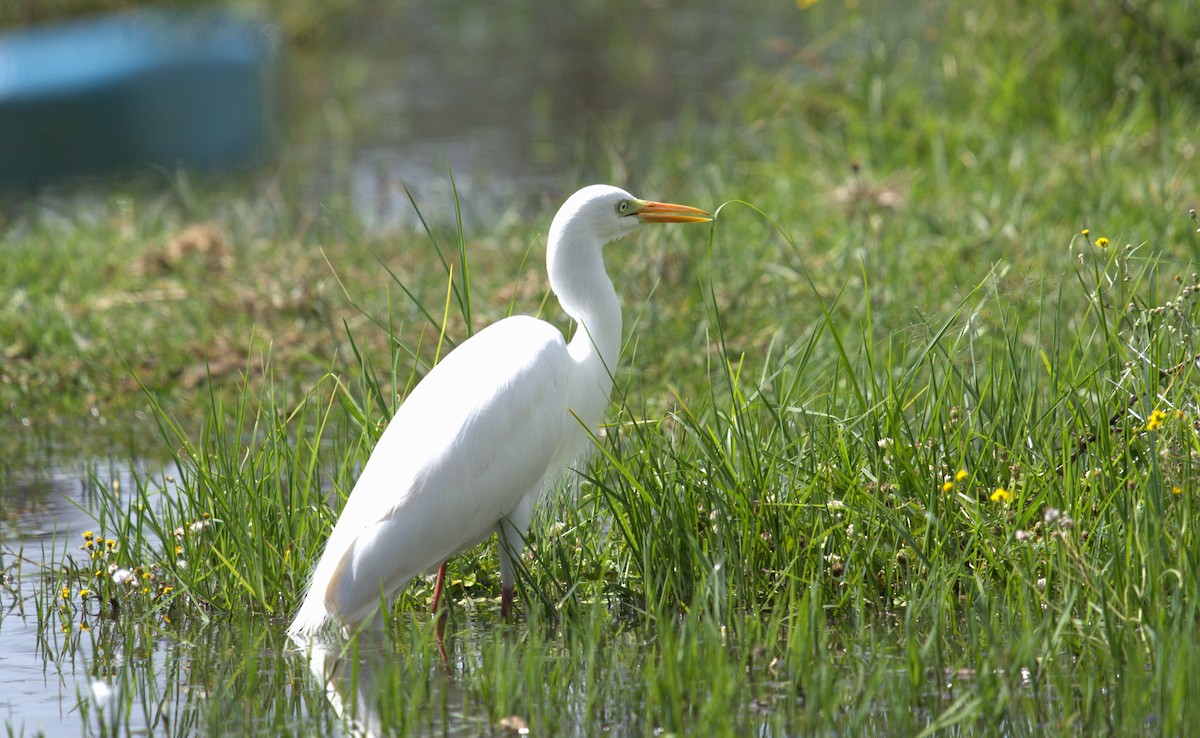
[634,199,713,224]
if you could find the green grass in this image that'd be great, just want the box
[6,0,1200,734]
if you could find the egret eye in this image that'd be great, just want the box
[616,199,631,215]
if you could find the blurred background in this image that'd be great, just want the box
[0,0,828,229]
[4,0,1199,425]
[2,0,1198,414]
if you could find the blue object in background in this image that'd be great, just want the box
[0,9,281,187]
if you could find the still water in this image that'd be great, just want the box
[1,441,170,734]
[299,1,814,230]
[1,1,814,734]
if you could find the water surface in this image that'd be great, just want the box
[297,1,813,230]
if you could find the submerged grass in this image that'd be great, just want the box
[6,0,1200,734]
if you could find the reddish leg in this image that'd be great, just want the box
[434,612,450,673]
[431,561,448,615]
[500,586,514,621]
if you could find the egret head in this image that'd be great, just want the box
[549,184,712,252]
[547,185,710,324]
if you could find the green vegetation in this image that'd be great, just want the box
[6,0,1200,734]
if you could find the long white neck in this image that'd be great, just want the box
[547,220,622,429]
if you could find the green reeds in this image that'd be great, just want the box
[34,184,1200,736]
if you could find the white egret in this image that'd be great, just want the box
[288,185,711,637]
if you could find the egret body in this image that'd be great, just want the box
[288,185,710,637]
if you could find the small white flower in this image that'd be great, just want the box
[189,519,211,534]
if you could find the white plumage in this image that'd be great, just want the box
[288,185,710,637]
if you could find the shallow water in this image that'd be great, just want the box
[0,458,162,734]
[0,430,1116,736]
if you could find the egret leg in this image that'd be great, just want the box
[431,561,448,615]
[500,586,514,621]
[435,614,450,674]
[496,542,518,622]
[496,491,538,622]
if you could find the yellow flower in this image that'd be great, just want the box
[990,488,1013,503]
[942,481,955,493]
[79,589,91,599]
[60,586,70,600]
[105,539,116,549]
[1145,409,1168,432]
[83,531,94,541]
[162,586,174,595]
[80,622,90,632]
[1173,486,1183,496]
[955,469,969,482]
[1095,237,1110,248]
[1081,228,1090,237]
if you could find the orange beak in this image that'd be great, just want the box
[634,199,713,224]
